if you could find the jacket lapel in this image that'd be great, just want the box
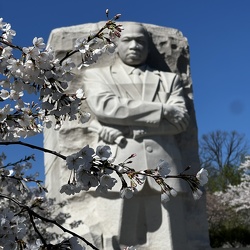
[142,66,161,101]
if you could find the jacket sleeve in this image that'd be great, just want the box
[130,73,190,136]
[83,68,189,134]
[160,72,190,133]
[83,68,163,127]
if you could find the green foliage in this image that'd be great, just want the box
[199,130,248,192]
[206,164,242,192]
[201,130,250,247]
[210,224,250,248]
[207,192,250,248]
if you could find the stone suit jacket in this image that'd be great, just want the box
[83,61,189,192]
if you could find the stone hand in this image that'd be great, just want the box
[162,104,190,131]
[88,119,126,146]
[100,126,124,144]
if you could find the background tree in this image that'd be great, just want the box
[206,156,250,248]
[200,130,250,247]
[199,130,249,192]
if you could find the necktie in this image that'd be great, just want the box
[132,68,143,93]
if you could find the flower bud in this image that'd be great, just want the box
[114,14,121,20]
[105,9,109,17]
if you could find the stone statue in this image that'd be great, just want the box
[44,21,210,250]
[84,23,189,192]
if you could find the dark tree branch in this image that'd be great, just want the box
[0,141,67,160]
[0,194,99,250]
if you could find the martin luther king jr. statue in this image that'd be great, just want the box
[45,21,211,250]
[84,23,189,191]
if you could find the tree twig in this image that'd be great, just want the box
[0,194,99,250]
[28,210,48,246]
[0,141,67,160]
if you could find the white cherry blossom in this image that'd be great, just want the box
[1,46,13,59]
[62,57,76,71]
[76,169,98,189]
[196,168,208,186]
[120,187,134,199]
[96,145,112,160]
[170,188,178,197]
[75,38,89,53]
[66,153,86,171]
[193,189,203,200]
[60,183,82,195]
[76,88,84,99]
[1,22,16,42]
[161,191,170,203]
[69,237,85,250]
[32,37,46,50]
[22,46,40,60]
[0,17,6,29]
[0,89,9,100]
[156,159,171,177]
[100,174,117,189]
[0,104,11,122]
[79,111,91,124]
[17,113,32,127]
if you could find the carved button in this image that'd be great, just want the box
[146,146,153,153]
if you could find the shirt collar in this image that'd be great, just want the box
[115,57,146,75]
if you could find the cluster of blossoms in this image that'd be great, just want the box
[0,145,207,250]
[0,152,91,250]
[0,14,122,142]
[0,12,126,250]
[60,145,116,195]
[215,156,250,213]
[0,153,44,249]
[61,144,208,203]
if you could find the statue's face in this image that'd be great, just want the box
[117,24,149,66]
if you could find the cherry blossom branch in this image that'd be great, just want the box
[28,209,99,250]
[0,12,123,142]
[4,173,45,188]
[0,193,99,250]
[2,154,35,168]
[0,193,21,206]
[0,12,125,249]
[28,211,47,246]
[59,14,122,65]
[0,140,207,201]
[0,36,22,50]
[0,141,67,160]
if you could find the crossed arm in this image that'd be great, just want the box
[83,68,189,143]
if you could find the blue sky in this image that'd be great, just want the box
[1,0,250,180]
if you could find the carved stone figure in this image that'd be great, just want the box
[44,21,210,250]
[84,23,189,192]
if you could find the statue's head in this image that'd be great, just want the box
[117,23,149,66]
